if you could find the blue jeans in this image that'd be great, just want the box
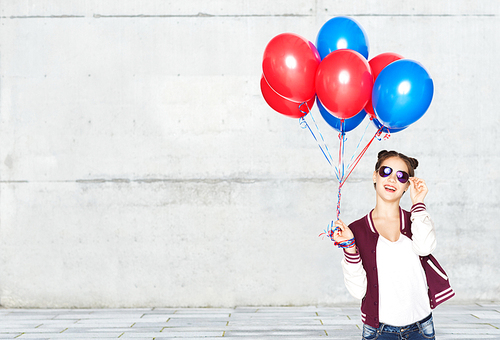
[362,314,435,339]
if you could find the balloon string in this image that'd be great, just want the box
[336,183,343,220]
[299,117,333,167]
[298,102,338,178]
[376,127,392,141]
[335,120,346,219]
[340,127,384,186]
[299,106,389,222]
[347,118,372,168]
[319,117,388,240]
[336,119,346,183]
[335,123,384,219]
[301,102,336,166]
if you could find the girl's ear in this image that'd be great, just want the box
[373,171,377,184]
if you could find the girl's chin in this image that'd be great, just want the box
[378,190,403,200]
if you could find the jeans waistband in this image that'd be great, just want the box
[419,313,433,324]
[380,313,432,333]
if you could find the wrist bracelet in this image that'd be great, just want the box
[334,238,356,249]
[319,224,356,249]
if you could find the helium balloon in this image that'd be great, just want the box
[317,98,367,132]
[372,59,434,129]
[372,117,407,134]
[364,52,404,119]
[315,49,373,119]
[262,33,321,102]
[316,16,369,60]
[260,75,314,118]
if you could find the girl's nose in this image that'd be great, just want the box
[387,173,398,182]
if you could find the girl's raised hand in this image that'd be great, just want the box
[409,177,428,205]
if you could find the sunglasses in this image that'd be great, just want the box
[378,166,410,184]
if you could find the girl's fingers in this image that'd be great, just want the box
[334,220,344,237]
[411,178,426,186]
[409,177,427,192]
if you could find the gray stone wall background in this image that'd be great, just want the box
[0,1,498,307]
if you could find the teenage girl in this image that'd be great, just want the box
[333,150,454,340]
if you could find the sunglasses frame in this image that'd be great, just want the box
[378,166,410,184]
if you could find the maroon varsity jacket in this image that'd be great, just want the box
[344,203,455,328]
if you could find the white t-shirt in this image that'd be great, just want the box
[377,234,431,326]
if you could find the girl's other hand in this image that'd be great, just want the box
[333,219,356,253]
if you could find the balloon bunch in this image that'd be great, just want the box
[261,16,434,220]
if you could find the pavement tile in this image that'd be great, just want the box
[164,320,228,327]
[1,329,65,334]
[16,334,124,338]
[0,335,22,340]
[154,314,227,319]
[227,320,323,326]
[122,331,223,337]
[0,322,46,328]
[436,336,499,339]
[471,311,500,319]
[62,327,163,333]
[223,330,329,337]
[0,304,499,339]
[128,322,170,328]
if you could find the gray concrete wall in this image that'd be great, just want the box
[0,1,498,307]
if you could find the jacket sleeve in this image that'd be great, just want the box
[410,203,437,256]
[341,249,367,300]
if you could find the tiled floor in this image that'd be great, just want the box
[0,304,499,339]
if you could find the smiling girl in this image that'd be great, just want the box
[333,150,454,340]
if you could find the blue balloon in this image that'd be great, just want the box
[317,97,366,132]
[372,59,434,129]
[316,17,369,60]
[372,117,407,134]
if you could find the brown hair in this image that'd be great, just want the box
[375,150,419,177]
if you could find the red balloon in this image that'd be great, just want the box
[262,33,320,102]
[365,52,404,118]
[260,75,315,118]
[315,49,373,119]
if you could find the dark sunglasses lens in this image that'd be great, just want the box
[397,171,409,183]
[379,166,392,177]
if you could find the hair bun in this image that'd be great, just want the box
[377,150,389,159]
[409,157,419,170]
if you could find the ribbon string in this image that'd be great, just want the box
[334,121,384,219]
[318,221,356,248]
[298,102,338,178]
[298,103,390,246]
[296,101,390,246]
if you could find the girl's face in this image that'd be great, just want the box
[373,157,410,201]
